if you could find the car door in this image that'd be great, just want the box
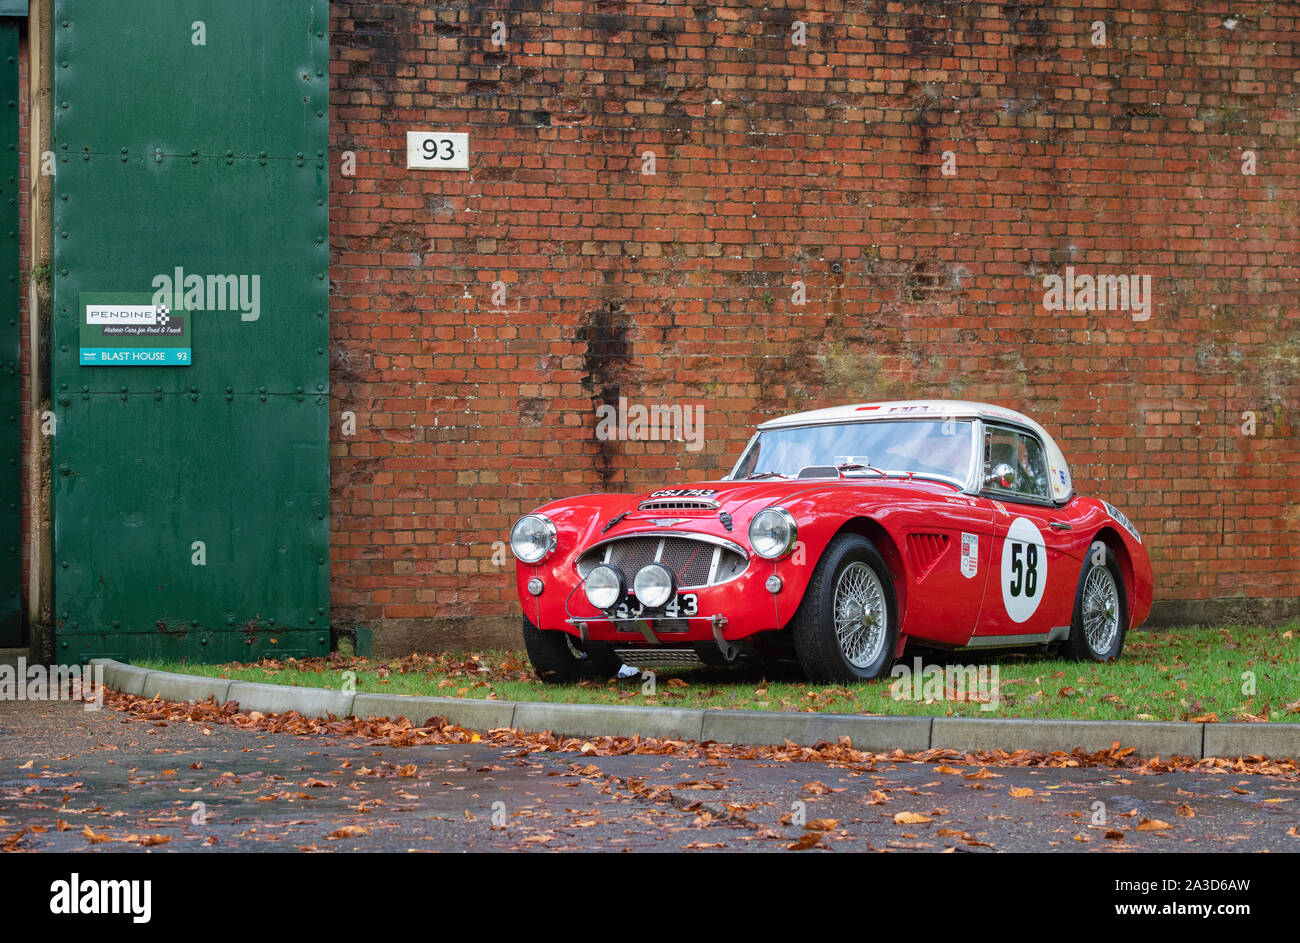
[872,419,996,647]
[971,424,1077,641]
[891,491,996,647]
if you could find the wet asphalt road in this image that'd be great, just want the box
[1,697,1298,852]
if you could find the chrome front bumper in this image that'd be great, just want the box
[567,612,738,661]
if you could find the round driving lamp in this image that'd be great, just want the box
[509,514,556,564]
[632,563,675,609]
[583,564,626,611]
[749,507,798,559]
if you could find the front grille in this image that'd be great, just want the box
[576,534,748,589]
[637,498,719,512]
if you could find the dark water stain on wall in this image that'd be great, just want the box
[577,300,633,483]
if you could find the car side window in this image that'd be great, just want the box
[732,441,759,480]
[983,427,1051,502]
[1018,434,1050,500]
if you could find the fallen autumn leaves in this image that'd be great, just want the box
[101,688,1300,778]
[82,826,172,847]
[4,687,1299,855]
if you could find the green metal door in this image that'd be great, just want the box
[50,1,330,663]
[0,20,18,647]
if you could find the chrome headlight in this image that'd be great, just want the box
[510,514,556,564]
[749,507,798,559]
[632,563,675,609]
[584,564,626,611]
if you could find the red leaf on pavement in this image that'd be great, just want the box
[1137,818,1173,831]
[326,825,369,840]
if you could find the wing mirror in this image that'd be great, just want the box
[984,463,1015,489]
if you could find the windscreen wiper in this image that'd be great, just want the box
[835,462,887,478]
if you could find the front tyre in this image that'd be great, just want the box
[1064,543,1127,662]
[792,534,898,682]
[522,615,620,683]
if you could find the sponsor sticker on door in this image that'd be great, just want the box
[960,532,979,579]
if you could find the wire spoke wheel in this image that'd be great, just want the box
[832,561,887,669]
[1081,565,1119,655]
[793,534,896,682]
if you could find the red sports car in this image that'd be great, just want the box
[510,400,1152,683]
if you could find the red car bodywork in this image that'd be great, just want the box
[515,476,1153,656]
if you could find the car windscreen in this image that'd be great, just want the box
[732,419,974,484]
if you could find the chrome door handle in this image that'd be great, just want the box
[1049,521,1072,531]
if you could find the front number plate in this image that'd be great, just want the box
[614,593,698,620]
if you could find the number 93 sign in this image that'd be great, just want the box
[406,131,469,171]
[1001,516,1047,623]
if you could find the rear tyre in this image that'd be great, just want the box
[1064,543,1127,662]
[792,534,898,682]
[522,615,619,683]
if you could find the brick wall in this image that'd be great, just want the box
[328,0,1300,652]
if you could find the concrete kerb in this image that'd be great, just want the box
[139,670,232,705]
[224,681,356,718]
[90,660,1299,760]
[931,717,1204,758]
[1203,722,1300,762]
[511,702,705,741]
[701,710,932,751]
[351,692,516,730]
[89,659,149,697]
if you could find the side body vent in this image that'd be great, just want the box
[906,532,950,579]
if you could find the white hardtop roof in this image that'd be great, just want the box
[756,400,1074,501]
[760,399,1039,433]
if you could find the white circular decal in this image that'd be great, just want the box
[1001,516,1047,623]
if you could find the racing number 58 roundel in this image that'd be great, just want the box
[1001,517,1047,623]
